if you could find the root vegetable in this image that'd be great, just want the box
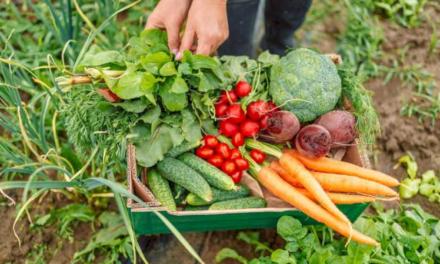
[259,111,300,143]
[315,110,356,146]
[295,124,332,158]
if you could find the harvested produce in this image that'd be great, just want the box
[259,111,300,143]
[157,157,213,202]
[186,185,250,206]
[295,124,332,158]
[296,189,376,204]
[315,110,356,146]
[270,48,341,122]
[147,169,176,211]
[209,197,267,210]
[233,81,252,97]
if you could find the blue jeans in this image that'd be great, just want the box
[218,0,312,57]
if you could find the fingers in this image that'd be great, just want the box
[196,42,211,56]
[166,25,180,54]
[177,28,195,59]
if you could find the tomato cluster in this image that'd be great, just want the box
[215,81,278,147]
[196,135,249,183]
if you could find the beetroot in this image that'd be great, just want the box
[315,110,356,146]
[295,124,332,158]
[259,111,300,143]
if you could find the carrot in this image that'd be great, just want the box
[270,161,302,187]
[296,188,376,204]
[279,153,351,225]
[257,167,378,246]
[289,150,399,187]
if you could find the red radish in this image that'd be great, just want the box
[195,146,214,159]
[266,101,278,113]
[225,104,246,123]
[219,120,239,137]
[203,135,218,148]
[230,149,242,160]
[250,149,266,163]
[240,120,260,138]
[247,100,268,121]
[216,143,231,159]
[234,81,252,97]
[230,171,243,183]
[217,90,238,105]
[234,158,249,171]
[221,160,237,175]
[97,88,120,103]
[232,132,245,147]
[295,124,332,159]
[314,110,356,146]
[215,103,228,118]
[259,111,300,144]
[259,115,269,130]
[208,154,223,168]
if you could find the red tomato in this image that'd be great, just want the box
[231,132,245,147]
[259,115,269,130]
[230,148,242,160]
[234,158,249,171]
[221,160,237,176]
[247,100,269,121]
[230,171,243,183]
[234,81,252,97]
[216,143,231,159]
[225,104,246,124]
[219,120,239,137]
[195,146,214,159]
[97,88,120,103]
[216,90,238,105]
[240,120,260,138]
[215,103,228,118]
[208,154,224,168]
[250,149,266,163]
[204,135,218,148]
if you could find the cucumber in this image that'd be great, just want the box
[186,184,250,206]
[167,141,201,158]
[157,157,212,202]
[178,153,235,191]
[172,183,188,205]
[208,197,266,210]
[184,205,210,211]
[147,169,176,211]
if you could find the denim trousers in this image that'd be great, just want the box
[218,0,312,57]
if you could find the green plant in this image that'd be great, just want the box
[373,0,428,28]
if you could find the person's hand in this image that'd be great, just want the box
[146,0,192,54]
[177,0,228,58]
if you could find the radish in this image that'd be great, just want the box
[219,120,239,137]
[247,100,268,121]
[240,120,260,137]
[217,90,238,105]
[259,111,300,143]
[315,110,356,146]
[295,124,332,158]
[225,104,246,123]
[234,81,252,97]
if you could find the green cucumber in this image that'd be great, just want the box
[186,184,250,206]
[167,141,201,158]
[172,183,188,205]
[157,157,212,202]
[208,197,266,210]
[147,169,176,211]
[184,205,210,211]
[178,153,235,191]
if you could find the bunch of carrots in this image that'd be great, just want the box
[245,139,400,246]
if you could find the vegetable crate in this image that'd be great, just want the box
[127,144,371,235]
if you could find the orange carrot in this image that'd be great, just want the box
[270,161,302,187]
[289,150,399,187]
[257,167,378,246]
[279,153,351,225]
[296,188,376,204]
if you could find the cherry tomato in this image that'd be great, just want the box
[250,149,266,163]
[259,115,269,130]
[219,120,239,137]
[204,135,218,148]
[230,148,242,160]
[97,88,120,103]
[216,143,231,159]
[216,90,238,105]
[230,171,243,183]
[225,104,246,124]
[221,160,237,176]
[232,132,245,147]
[234,81,252,97]
[208,154,224,168]
[195,146,214,159]
[234,158,249,171]
[240,120,260,138]
[215,103,228,118]
[247,100,269,121]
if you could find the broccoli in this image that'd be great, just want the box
[269,48,341,122]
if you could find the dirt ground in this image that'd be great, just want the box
[1,3,439,264]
